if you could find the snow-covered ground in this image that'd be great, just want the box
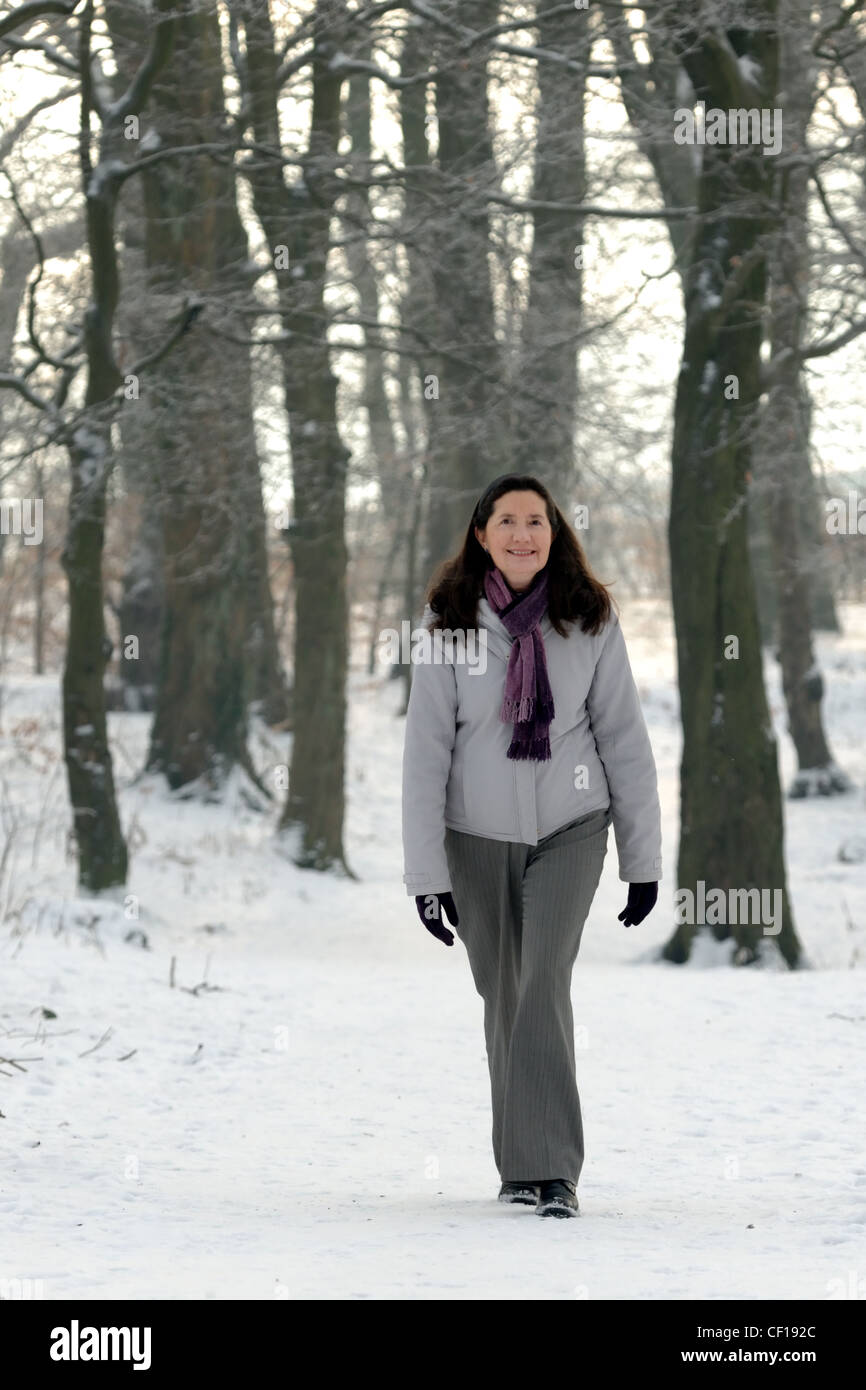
[1,599,865,1300]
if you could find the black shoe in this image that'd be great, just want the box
[536,1179,579,1217]
[498,1180,541,1205]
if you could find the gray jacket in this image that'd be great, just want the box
[401,597,662,895]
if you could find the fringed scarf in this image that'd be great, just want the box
[483,565,555,761]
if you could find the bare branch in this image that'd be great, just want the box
[104,0,178,120]
[801,317,866,360]
[127,297,206,377]
[0,84,76,162]
[0,372,51,410]
[812,166,866,272]
[813,0,866,54]
[0,32,78,71]
[0,0,79,42]
[116,140,239,183]
[1,167,79,373]
[486,190,697,220]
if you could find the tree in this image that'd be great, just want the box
[605,0,842,790]
[513,1,590,504]
[657,1,801,966]
[756,0,849,797]
[232,0,352,870]
[422,0,510,570]
[0,0,208,888]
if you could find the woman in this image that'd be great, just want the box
[401,473,662,1218]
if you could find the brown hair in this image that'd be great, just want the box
[426,473,614,637]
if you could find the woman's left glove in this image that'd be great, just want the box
[415,892,459,946]
[618,882,658,928]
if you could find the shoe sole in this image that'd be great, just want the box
[498,1187,541,1205]
[536,1202,579,1217]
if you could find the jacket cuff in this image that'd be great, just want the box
[618,857,662,883]
[404,874,453,897]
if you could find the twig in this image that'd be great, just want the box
[78,1026,112,1057]
[0,1054,41,1072]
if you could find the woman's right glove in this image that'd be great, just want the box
[414,891,459,946]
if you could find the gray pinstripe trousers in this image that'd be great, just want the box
[444,805,612,1186]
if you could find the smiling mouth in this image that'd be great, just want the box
[507,549,536,556]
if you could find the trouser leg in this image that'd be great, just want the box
[444,828,527,1176]
[499,808,611,1185]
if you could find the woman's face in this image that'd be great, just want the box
[475,490,553,592]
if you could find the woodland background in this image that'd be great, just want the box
[2,0,866,967]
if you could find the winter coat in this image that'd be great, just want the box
[401,595,662,896]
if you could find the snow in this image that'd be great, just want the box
[737,55,763,88]
[1,599,866,1299]
[326,50,353,73]
[85,160,128,198]
[700,360,717,395]
[71,427,107,489]
[695,264,722,308]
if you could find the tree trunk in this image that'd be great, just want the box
[117,493,164,710]
[62,421,128,889]
[395,16,436,708]
[235,0,351,869]
[58,0,177,889]
[423,0,509,569]
[33,460,46,675]
[514,2,590,503]
[344,40,399,480]
[660,5,801,967]
[796,443,839,632]
[757,0,849,797]
[344,37,412,687]
[131,1,282,790]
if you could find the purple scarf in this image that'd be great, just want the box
[483,566,555,761]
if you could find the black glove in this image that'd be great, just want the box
[618,881,658,928]
[415,891,459,946]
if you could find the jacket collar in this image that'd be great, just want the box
[477,595,553,660]
[420,599,553,665]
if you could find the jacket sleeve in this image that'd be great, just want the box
[401,634,458,896]
[585,611,663,883]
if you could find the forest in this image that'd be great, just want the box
[1,0,865,1306]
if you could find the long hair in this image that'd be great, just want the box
[426,473,614,637]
